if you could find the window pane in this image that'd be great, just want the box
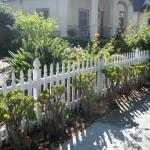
[36,8,49,19]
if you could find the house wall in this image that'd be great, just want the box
[133,12,148,25]
[100,0,111,27]
[110,0,133,35]
[8,0,134,38]
[68,0,91,26]
[8,0,66,35]
[8,0,59,19]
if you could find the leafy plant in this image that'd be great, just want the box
[8,12,76,71]
[72,72,96,116]
[12,11,58,43]
[38,85,71,135]
[124,24,150,50]
[0,90,36,150]
[8,36,76,72]
[102,65,123,103]
[102,63,150,102]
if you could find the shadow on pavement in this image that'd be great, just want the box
[58,88,150,150]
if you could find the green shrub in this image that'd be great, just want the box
[0,90,36,150]
[13,11,59,43]
[8,12,76,71]
[102,62,150,102]
[72,72,96,116]
[0,1,16,57]
[38,85,71,135]
[124,24,150,50]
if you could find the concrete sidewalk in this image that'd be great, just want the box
[57,88,150,150]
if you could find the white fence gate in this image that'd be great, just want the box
[0,49,149,147]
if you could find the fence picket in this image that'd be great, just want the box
[27,69,32,96]
[11,71,16,87]
[67,61,71,105]
[0,50,150,146]
[44,64,48,90]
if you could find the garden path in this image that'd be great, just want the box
[57,88,150,150]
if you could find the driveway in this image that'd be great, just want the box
[57,88,150,150]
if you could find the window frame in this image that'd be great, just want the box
[36,8,49,19]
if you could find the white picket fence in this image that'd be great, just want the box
[0,49,149,147]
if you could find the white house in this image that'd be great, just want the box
[7,0,134,39]
[132,0,150,26]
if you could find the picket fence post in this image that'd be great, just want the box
[33,58,42,124]
[96,57,105,97]
[135,47,140,64]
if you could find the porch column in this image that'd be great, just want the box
[90,0,99,39]
[112,0,117,35]
[58,0,68,37]
[128,3,134,25]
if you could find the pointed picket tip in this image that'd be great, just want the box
[20,69,24,77]
[135,47,139,52]
[20,70,24,84]
[28,69,32,82]
[44,64,47,72]
[67,61,71,72]
[33,58,41,69]
[11,71,16,86]
[56,63,59,74]
[62,62,65,74]
[50,64,53,76]
[72,61,75,72]
[77,61,80,71]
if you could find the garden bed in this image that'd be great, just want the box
[1,83,150,150]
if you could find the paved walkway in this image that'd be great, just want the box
[58,88,150,150]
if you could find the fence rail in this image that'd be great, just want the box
[0,49,149,147]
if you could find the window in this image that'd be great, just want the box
[79,9,89,26]
[36,8,49,19]
[78,9,90,39]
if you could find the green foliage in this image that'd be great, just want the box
[72,73,96,92]
[113,35,131,52]
[7,11,78,71]
[72,72,96,116]
[0,0,16,57]
[102,62,150,101]
[0,90,36,122]
[72,46,94,61]
[7,37,76,71]
[102,65,123,81]
[93,38,117,61]
[12,11,58,43]
[124,24,150,50]
[0,89,36,149]
[38,85,71,133]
